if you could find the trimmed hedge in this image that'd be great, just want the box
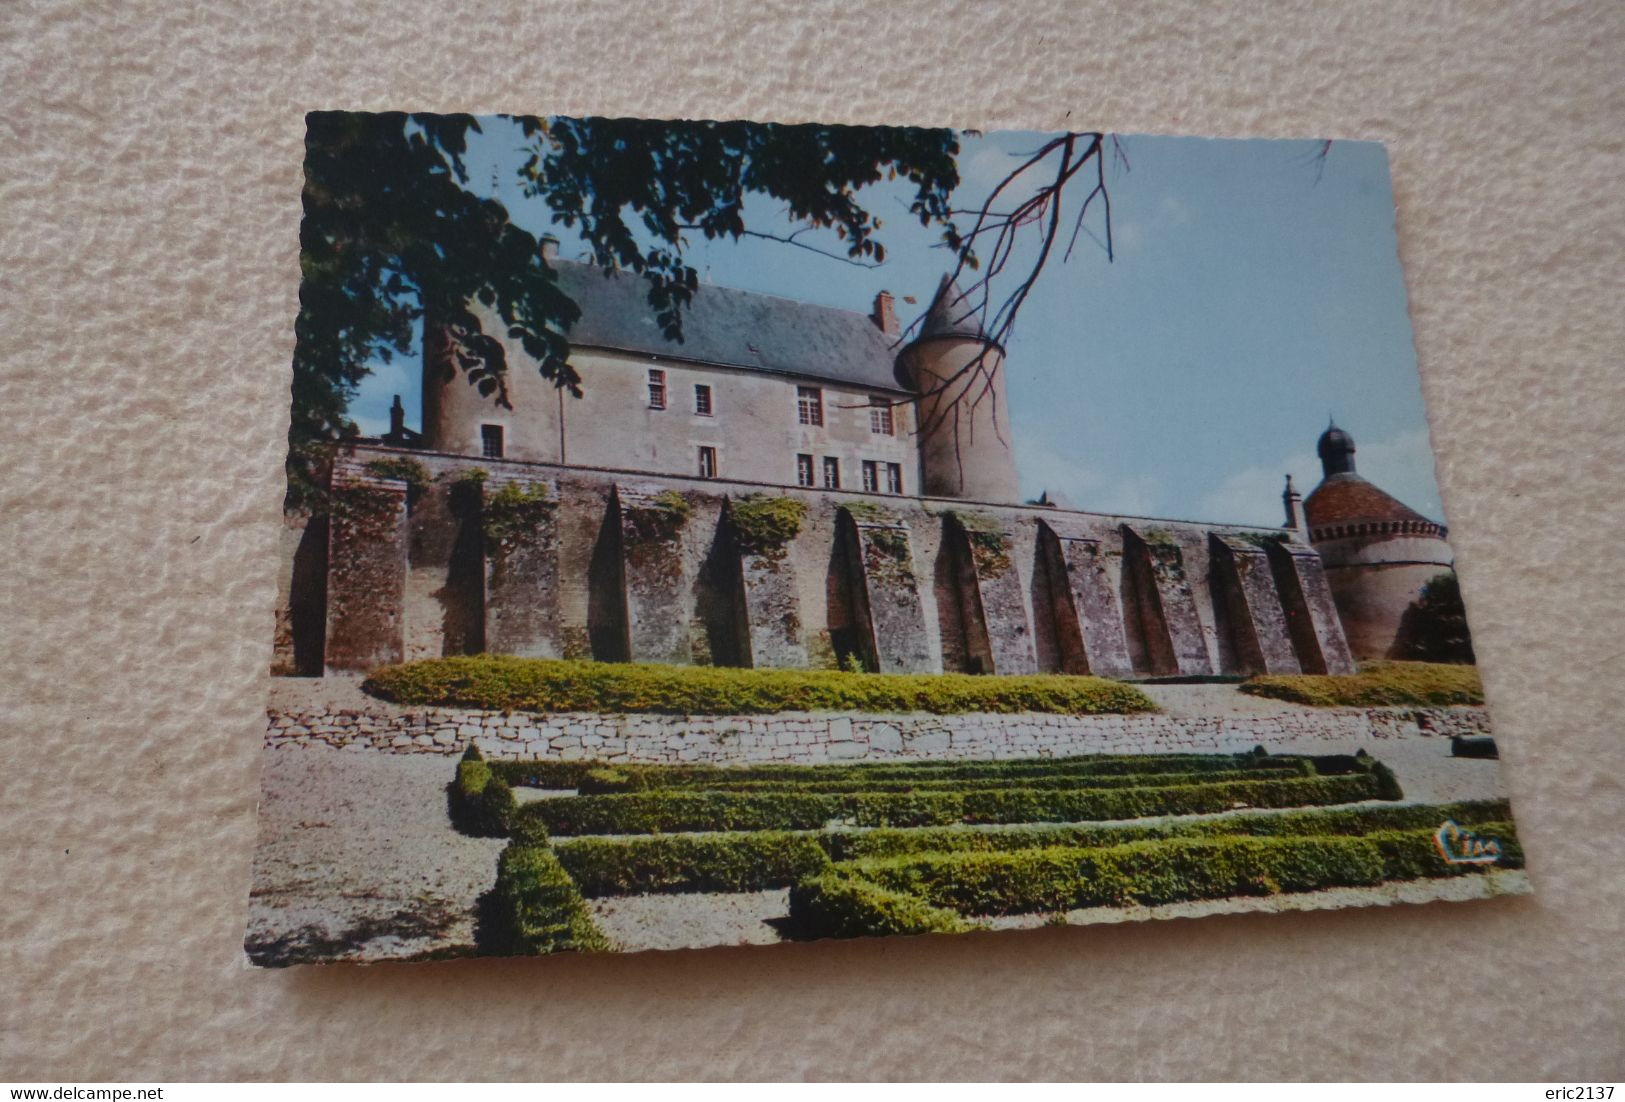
[520,774,1388,836]
[1240,661,1484,708]
[364,655,1156,716]
[825,798,1514,862]
[487,760,600,789]
[854,835,1388,915]
[482,842,611,955]
[489,753,1315,792]
[543,799,1515,896]
[554,832,832,896]
[787,866,972,939]
[574,760,1313,795]
[559,752,1308,794]
[447,747,517,837]
[820,824,1521,925]
[577,766,1307,797]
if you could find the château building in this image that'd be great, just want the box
[274,242,1460,679]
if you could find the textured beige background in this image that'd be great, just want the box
[2,0,1622,1082]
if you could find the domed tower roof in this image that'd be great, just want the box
[1303,422,1444,542]
[1317,420,1357,476]
[915,273,989,342]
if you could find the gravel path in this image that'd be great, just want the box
[590,890,791,952]
[244,716,1512,961]
[1138,682,1315,717]
[244,747,504,967]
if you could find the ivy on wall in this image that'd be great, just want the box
[730,494,809,557]
[482,481,556,561]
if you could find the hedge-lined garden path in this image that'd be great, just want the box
[244,747,505,966]
[246,726,1510,960]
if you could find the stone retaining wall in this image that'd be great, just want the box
[264,703,1492,764]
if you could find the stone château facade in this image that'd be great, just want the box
[274,248,1459,679]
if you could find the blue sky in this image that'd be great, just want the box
[348,120,1443,527]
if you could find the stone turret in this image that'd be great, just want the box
[1303,421,1458,661]
[896,274,1021,503]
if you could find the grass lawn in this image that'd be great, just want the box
[1239,661,1484,708]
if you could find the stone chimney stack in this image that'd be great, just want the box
[872,289,898,336]
[1282,473,1305,534]
[389,394,406,439]
[539,234,560,263]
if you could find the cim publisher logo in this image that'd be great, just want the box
[1434,820,1503,865]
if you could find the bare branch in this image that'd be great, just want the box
[673,223,884,268]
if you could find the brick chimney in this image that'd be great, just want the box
[872,289,898,336]
[539,234,560,263]
[389,394,406,438]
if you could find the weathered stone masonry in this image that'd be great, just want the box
[275,445,1358,680]
[265,702,1493,764]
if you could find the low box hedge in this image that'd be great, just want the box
[826,824,1519,923]
[643,767,1305,796]
[1240,661,1484,708]
[539,799,1514,897]
[554,832,832,897]
[566,753,1309,794]
[481,841,612,955]
[824,798,1514,862]
[575,762,1312,796]
[786,866,972,939]
[447,747,517,837]
[852,834,1391,916]
[487,760,602,789]
[520,773,1388,836]
[364,655,1157,716]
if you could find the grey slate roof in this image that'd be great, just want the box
[917,273,989,341]
[551,260,910,393]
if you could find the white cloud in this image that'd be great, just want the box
[1195,426,1444,528]
[956,144,1030,199]
[1015,434,1167,517]
[1197,450,1318,528]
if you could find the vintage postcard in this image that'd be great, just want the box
[248,112,1524,965]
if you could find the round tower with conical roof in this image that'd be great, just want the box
[896,274,1021,502]
[1303,421,1459,662]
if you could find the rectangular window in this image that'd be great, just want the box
[797,386,823,427]
[822,456,841,490]
[694,383,713,416]
[480,424,504,459]
[885,462,903,495]
[698,446,717,479]
[869,396,894,435]
[795,453,815,487]
[861,460,878,493]
[648,368,666,410]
